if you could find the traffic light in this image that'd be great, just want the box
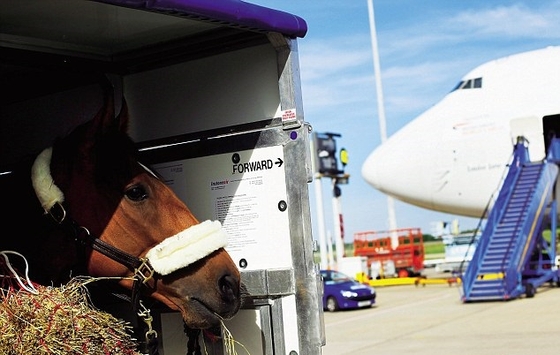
[313,132,343,176]
[339,147,348,168]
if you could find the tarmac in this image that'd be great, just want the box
[320,268,560,355]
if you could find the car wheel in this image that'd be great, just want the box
[326,297,339,312]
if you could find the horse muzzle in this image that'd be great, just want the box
[145,221,241,328]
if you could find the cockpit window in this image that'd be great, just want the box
[451,77,482,92]
[451,81,464,91]
[473,77,482,88]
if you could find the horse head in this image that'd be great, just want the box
[28,86,241,330]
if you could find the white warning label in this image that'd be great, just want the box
[153,145,292,271]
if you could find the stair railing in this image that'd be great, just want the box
[498,163,541,295]
[461,137,529,296]
[508,164,556,276]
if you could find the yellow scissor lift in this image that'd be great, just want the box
[353,228,460,287]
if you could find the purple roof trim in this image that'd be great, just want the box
[95,0,307,38]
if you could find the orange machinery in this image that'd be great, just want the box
[354,228,424,278]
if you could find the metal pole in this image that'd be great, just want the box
[367,0,398,248]
[332,179,345,269]
[326,230,335,270]
[314,175,329,270]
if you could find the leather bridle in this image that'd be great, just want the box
[45,201,156,310]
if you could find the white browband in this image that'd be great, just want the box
[31,147,64,212]
[31,147,228,276]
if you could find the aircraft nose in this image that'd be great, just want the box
[361,132,434,210]
[361,144,390,190]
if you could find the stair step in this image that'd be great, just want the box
[483,254,512,261]
[488,236,516,242]
[464,295,509,301]
[478,267,507,273]
[472,282,504,290]
[493,229,519,234]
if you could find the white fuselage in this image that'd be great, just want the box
[362,46,560,218]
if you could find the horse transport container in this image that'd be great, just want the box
[1,1,324,354]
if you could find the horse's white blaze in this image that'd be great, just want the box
[146,220,229,275]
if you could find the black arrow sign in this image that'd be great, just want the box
[275,158,284,168]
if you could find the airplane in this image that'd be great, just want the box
[361,46,560,220]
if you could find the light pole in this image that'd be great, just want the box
[312,132,349,269]
[367,0,399,248]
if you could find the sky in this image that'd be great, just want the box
[249,0,560,242]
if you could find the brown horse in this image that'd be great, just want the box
[0,84,241,331]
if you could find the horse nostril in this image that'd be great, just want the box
[219,274,239,303]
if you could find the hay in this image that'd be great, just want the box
[0,278,141,354]
[219,320,250,355]
[0,251,249,355]
[0,262,141,355]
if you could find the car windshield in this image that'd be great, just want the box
[322,271,352,285]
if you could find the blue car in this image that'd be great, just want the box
[321,269,376,312]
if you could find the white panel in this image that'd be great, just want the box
[153,145,293,271]
[510,115,545,161]
[281,295,300,354]
[223,309,266,354]
[125,44,281,142]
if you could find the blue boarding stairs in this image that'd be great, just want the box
[460,136,560,302]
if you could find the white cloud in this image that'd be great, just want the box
[299,37,372,81]
[449,3,560,39]
[378,2,560,61]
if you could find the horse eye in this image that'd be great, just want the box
[125,185,148,201]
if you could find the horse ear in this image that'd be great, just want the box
[116,97,130,133]
[87,81,129,141]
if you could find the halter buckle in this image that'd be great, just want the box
[48,202,67,224]
[135,258,155,284]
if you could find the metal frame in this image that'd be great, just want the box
[1,1,323,354]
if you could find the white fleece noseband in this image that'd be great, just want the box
[146,220,228,275]
[31,147,228,276]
